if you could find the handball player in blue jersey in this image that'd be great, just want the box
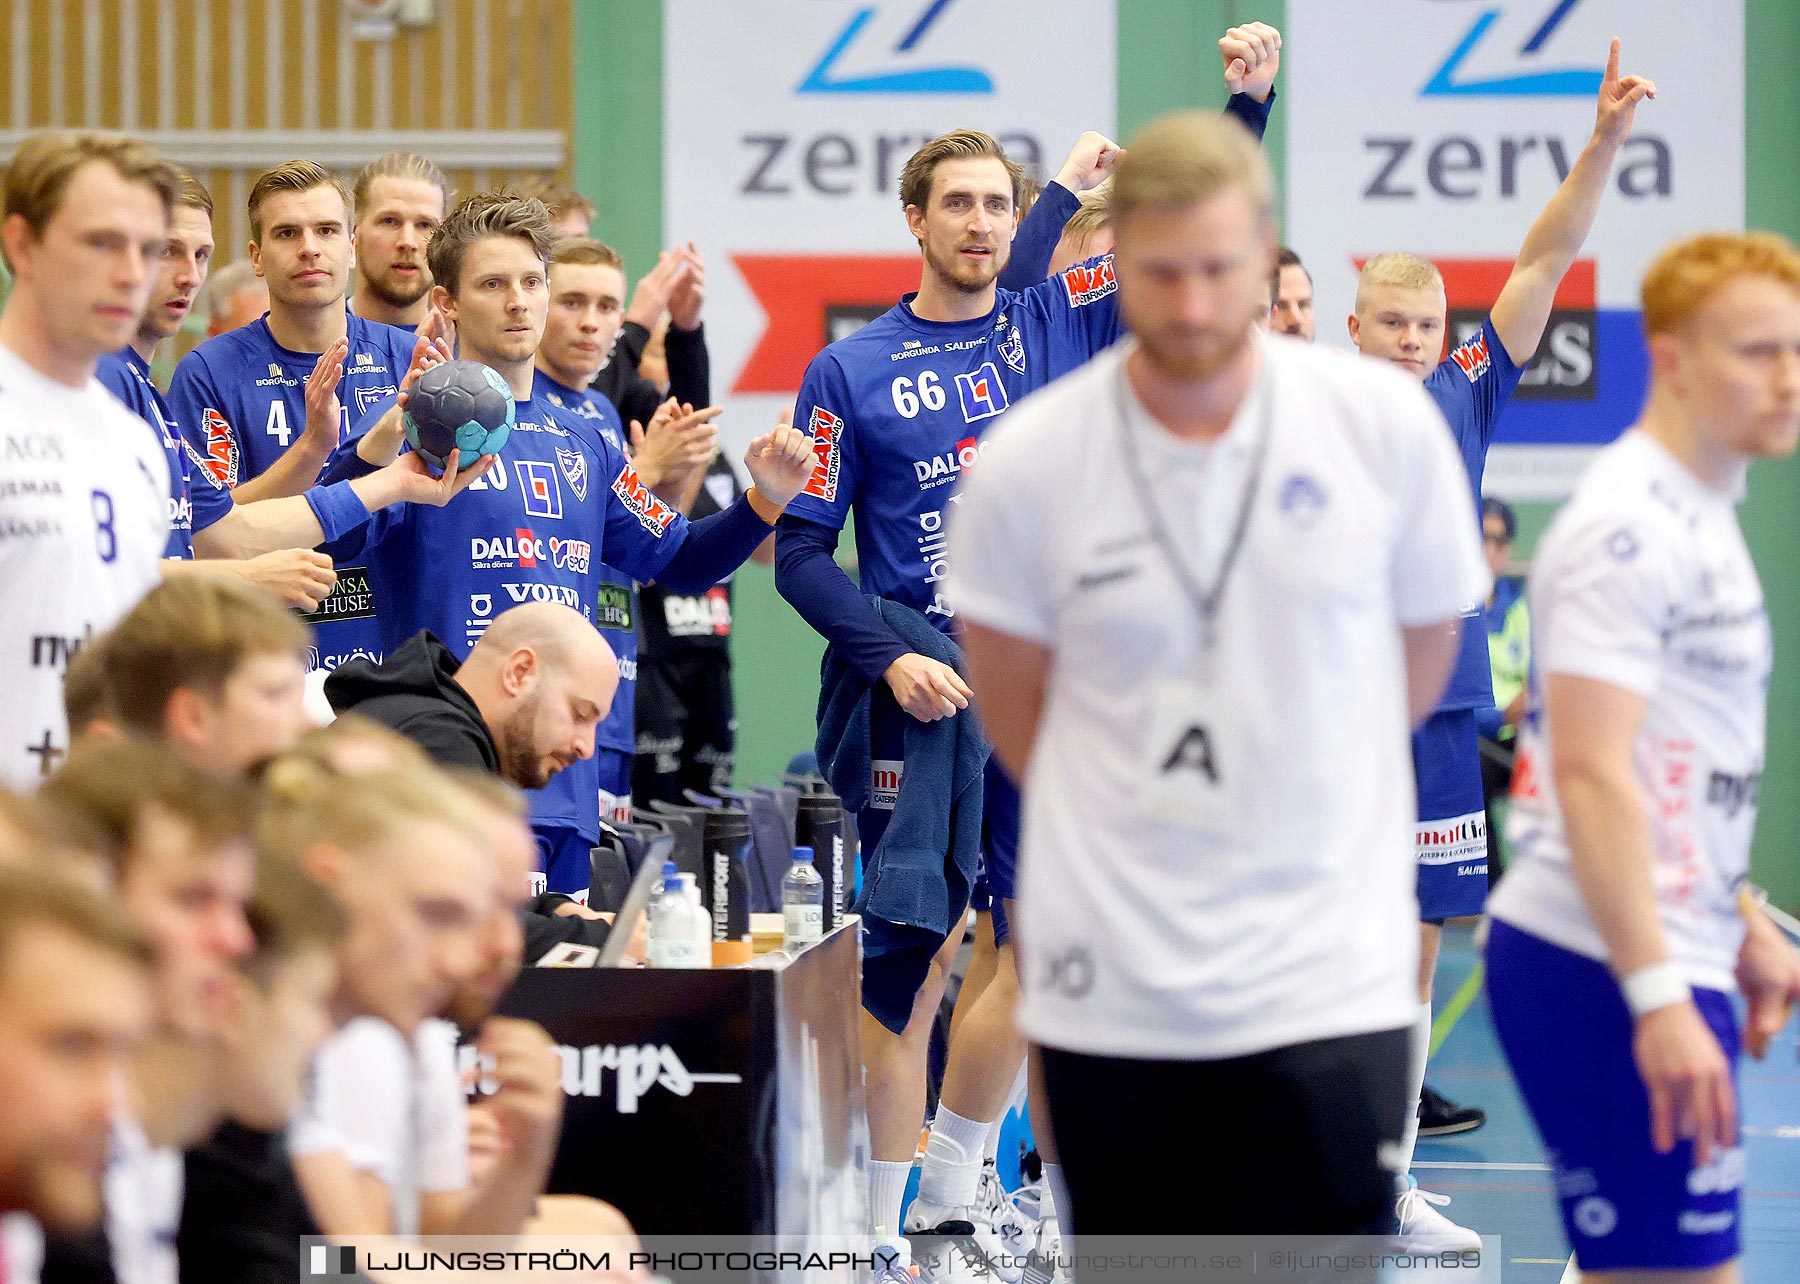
[1345,38,1657,1248]
[533,235,723,889]
[98,170,486,609]
[168,160,429,670]
[777,25,1284,1255]
[318,191,813,897]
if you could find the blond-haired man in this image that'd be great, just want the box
[1487,231,1800,1284]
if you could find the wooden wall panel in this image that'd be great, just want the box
[0,0,573,259]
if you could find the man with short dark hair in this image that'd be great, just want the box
[1271,245,1314,340]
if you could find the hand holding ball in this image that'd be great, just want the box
[403,360,515,471]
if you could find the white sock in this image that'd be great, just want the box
[870,1159,913,1235]
[1396,1000,1434,1195]
[919,1105,991,1208]
[983,1116,1004,1165]
[1042,1160,1070,1230]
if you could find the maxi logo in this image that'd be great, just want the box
[1423,0,1605,98]
[555,445,589,502]
[954,363,1009,424]
[1060,257,1117,308]
[802,405,844,501]
[610,464,679,536]
[201,409,238,486]
[796,0,993,95]
[514,460,563,519]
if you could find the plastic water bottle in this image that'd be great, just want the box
[873,1226,912,1279]
[648,863,702,968]
[783,846,825,953]
[679,873,710,961]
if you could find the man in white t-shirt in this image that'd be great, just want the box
[0,131,181,791]
[949,111,1487,1235]
[1486,231,1800,1283]
[286,761,563,1239]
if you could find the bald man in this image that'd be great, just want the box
[321,604,621,791]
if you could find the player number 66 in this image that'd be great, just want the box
[891,371,946,419]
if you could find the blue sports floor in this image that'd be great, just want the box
[1418,923,1800,1281]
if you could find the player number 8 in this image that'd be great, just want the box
[891,371,946,419]
[91,489,117,564]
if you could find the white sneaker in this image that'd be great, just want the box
[906,1196,1007,1282]
[974,1163,1038,1264]
[1018,1215,1063,1284]
[1394,1179,1483,1252]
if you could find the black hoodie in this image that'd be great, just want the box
[323,630,612,958]
[322,630,499,772]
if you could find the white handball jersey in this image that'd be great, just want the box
[1490,430,1769,992]
[0,343,166,789]
[949,335,1488,1060]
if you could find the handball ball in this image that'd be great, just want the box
[402,360,515,470]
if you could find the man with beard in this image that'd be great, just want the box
[323,601,621,796]
[949,111,1486,1236]
[350,152,451,330]
[775,125,1125,1257]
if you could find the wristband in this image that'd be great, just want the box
[304,480,374,543]
[1620,961,1691,1019]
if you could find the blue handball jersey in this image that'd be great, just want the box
[326,389,691,838]
[96,348,232,559]
[785,256,1125,629]
[169,312,419,668]
[1423,316,1524,711]
[536,371,639,758]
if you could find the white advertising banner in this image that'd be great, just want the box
[664,0,1117,456]
[1286,0,1744,499]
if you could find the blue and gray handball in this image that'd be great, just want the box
[402,360,515,470]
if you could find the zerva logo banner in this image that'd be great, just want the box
[1286,0,1743,499]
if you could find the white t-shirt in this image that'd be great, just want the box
[0,343,166,790]
[0,1212,45,1284]
[289,1016,470,1235]
[103,1114,182,1284]
[1490,431,1767,992]
[949,335,1488,1060]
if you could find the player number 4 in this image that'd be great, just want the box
[891,371,945,419]
[265,400,291,446]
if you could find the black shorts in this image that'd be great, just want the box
[632,652,736,807]
[1039,1026,1410,1235]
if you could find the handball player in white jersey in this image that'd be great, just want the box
[0,132,181,790]
[1487,231,1800,1283]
